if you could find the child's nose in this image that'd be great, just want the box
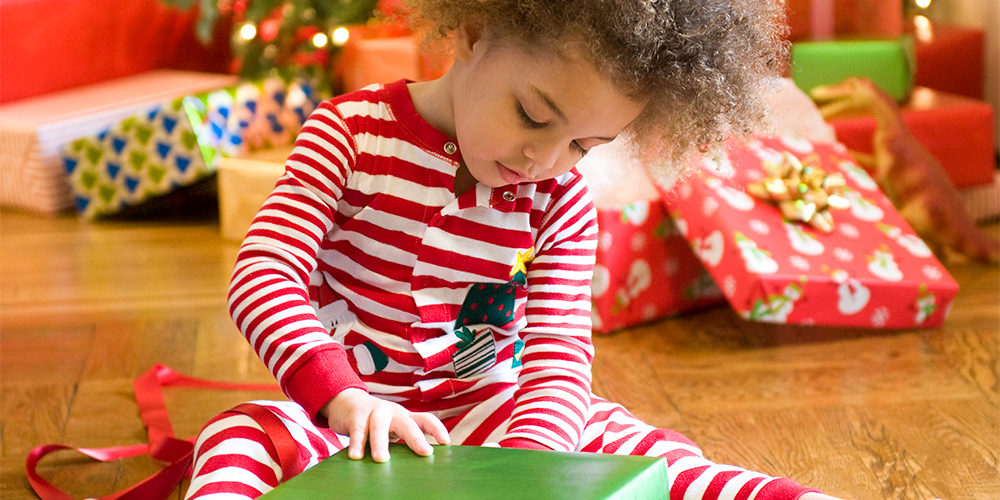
[523,140,564,176]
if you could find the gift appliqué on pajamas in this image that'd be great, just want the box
[450,246,534,378]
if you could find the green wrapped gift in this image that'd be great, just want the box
[790,36,915,102]
[62,95,218,218]
[261,444,669,500]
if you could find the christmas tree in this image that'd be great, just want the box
[160,0,384,90]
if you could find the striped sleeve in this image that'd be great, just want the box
[228,100,368,421]
[499,174,599,452]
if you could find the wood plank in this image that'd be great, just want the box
[592,328,692,435]
[1,210,996,500]
[815,406,939,500]
[921,327,999,405]
[644,331,981,413]
[0,325,92,385]
[868,400,1000,500]
[682,407,871,500]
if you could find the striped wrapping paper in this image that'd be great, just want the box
[0,70,237,215]
[960,171,1000,223]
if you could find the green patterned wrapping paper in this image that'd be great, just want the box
[61,77,324,218]
[62,96,216,218]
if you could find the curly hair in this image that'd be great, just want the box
[399,0,788,174]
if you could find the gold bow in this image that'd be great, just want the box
[747,152,850,233]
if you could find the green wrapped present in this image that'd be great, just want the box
[790,36,915,102]
[261,444,669,500]
[62,96,218,218]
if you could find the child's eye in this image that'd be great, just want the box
[517,105,546,129]
[573,141,589,156]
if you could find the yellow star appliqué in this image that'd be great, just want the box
[510,247,535,278]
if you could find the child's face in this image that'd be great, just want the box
[451,34,645,187]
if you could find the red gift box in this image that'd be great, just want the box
[828,87,996,189]
[334,23,453,94]
[785,0,903,41]
[659,136,959,328]
[908,20,985,100]
[591,200,724,334]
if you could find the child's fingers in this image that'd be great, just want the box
[390,413,434,457]
[411,412,451,445]
[367,407,394,463]
[347,420,368,460]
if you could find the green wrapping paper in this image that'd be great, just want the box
[62,96,216,218]
[261,444,669,500]
[790,36,915,102]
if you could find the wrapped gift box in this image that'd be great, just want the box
[790,37,915,102]
[0,70,237,215]
[785,0,903,42]
[660,135,959,328]
[262,444,668,500]
[62,96,219,218]
[59,77,321,219]
[214,77,324,157]
[828,87,996,189]
[909,20,985,100]
[959,172,1000,223]
[591,200,724,334]
[334,23,453,94]
[217,146,291,241]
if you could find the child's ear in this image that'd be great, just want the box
[455,20,484,63]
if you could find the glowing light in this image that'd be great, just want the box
[312,32,329,48]
[913,15,933,42]
[915,0,931,8]
[240,23,257,40]
[332,27,350,46]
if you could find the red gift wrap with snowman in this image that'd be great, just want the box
[659,135,959,328]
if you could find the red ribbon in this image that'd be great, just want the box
[25,364,280,500]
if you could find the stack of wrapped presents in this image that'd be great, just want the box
[1,0,991,335]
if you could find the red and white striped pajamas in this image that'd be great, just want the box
[185,81,819,500]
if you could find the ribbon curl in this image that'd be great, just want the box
[747,152,850,233]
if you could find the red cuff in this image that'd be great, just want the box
[283,346,367,425]
[498,438,553,451]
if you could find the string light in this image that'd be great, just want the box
[915,0,931,8]
[312,32,329,48]
[240,23,257,40]
[913,15,933,42]
[332,27,350,46]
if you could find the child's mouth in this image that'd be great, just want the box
[497,163,527,185]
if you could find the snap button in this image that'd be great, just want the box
[502,191,516,202]
[443,142,457,155]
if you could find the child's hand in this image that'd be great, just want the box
[322,388,451,463]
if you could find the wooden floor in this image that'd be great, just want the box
[1,202,998,500]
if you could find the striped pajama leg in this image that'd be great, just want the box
[577,396,811,500]
[184,401,347,500]
[185,395,812,500]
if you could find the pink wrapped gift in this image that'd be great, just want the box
[659,135,959,328]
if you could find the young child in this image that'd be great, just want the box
[186,0,844,499]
